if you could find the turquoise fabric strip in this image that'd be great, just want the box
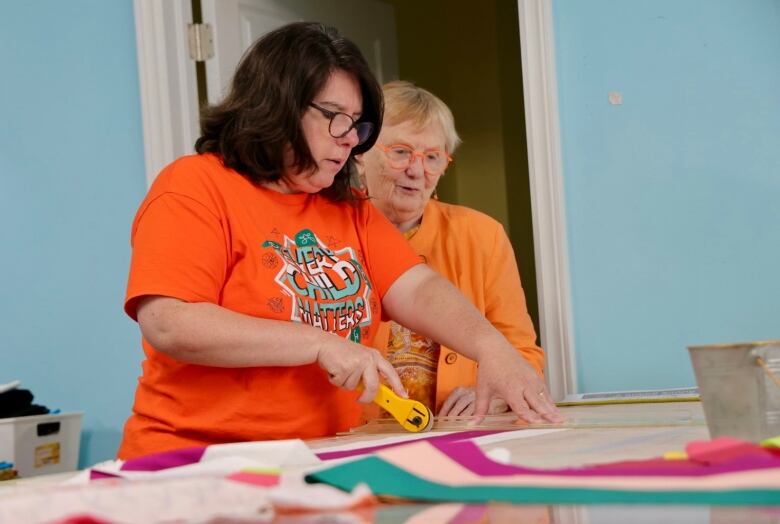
[305,456,780,506]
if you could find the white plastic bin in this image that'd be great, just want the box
[0,412,82,477]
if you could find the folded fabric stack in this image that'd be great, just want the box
[0,380,51,481]
[0,381,50,419]
[306,435,780,505]
[2,440,378,523]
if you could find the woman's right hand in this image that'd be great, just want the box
[316,339,407,404]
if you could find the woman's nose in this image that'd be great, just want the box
[338,127,360,148]
[405,155,425,177]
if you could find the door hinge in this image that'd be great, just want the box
[187,23,214,62]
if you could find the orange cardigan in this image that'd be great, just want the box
[372,199,545,412]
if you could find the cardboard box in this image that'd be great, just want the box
[0,412,82,478]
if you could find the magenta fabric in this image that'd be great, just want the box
[120,445,208,471]
[315,430,506,460]
[430,440,780,477]
[89,470,122,481]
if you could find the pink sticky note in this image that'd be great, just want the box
[686,437,765,465]
[227,470,280,487]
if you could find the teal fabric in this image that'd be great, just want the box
[306,456,780,506]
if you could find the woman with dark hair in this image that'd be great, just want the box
[119,22,559,460]
[194,21,382,201]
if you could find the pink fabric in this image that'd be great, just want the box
[315,430,504,460]
[227,470,280,487]
[450,504,488,524]
[432,440,780,477]
[686,436,767,465]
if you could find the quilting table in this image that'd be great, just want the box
[5,401,780,523]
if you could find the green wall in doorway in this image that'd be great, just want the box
[388,0,540,336]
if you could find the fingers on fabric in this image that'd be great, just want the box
[440,387,475,417]
[487,398,509,415]
[506,392,540,424]
[525,387,564,423]
[470,384,490,425]
[439,387,465,416]
[452,395,475,417]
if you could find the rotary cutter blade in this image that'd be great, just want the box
[372,384,434,432]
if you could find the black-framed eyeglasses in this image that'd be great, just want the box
[309,102,374,145]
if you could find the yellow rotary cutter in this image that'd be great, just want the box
[370,383,434,433]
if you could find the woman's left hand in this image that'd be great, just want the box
[382,265,563,424]
[474,349,563,425]
[439,387,508,417]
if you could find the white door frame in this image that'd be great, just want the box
[132,0,578,400]
[516,0,577,400]
[133,0,200,187]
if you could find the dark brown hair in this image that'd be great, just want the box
[195,22,383,202]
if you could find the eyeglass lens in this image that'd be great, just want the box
[329,113,373,145]
[386,146,449,174]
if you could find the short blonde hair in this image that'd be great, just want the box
[382,80,461,154]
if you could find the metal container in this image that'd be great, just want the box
[688,340,780,442]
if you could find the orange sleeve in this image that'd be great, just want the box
[484,224,545,376]
[124,192,227,321]
[360,200,423,308]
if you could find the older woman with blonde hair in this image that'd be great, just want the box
[359,80,551,418]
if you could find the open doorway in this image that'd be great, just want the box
[387,0,539,333]
[137,0,570,396]
[186,0,539,335]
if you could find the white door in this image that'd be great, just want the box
[201,0,399,105]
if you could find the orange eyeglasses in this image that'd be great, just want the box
[379,144,452,175]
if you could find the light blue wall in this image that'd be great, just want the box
[553,0,780,392]
[2,1,778,466]
[1,2,147,467]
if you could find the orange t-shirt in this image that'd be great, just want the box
[119,153,421,459]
